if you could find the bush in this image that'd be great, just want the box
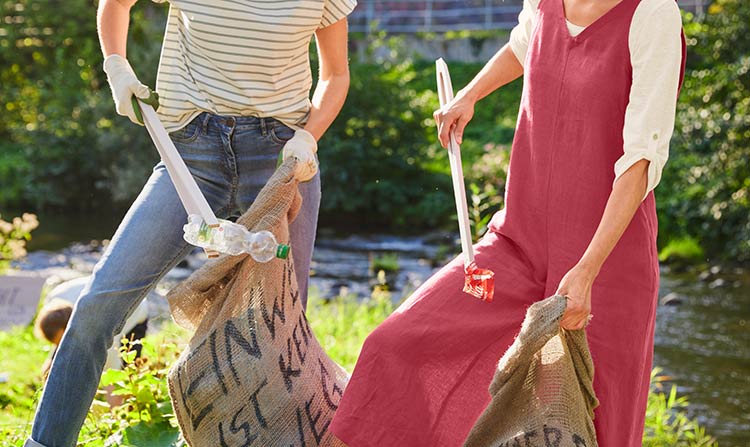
[659,0,750,263]
[0,213,39,273]
[317,42,520,231]
[0,0,165,211]
[318,58,455,229]
[659,236,705,265]
[87,332,186,447]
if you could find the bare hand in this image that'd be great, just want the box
[555,264,597,330]
[433,90,476,148]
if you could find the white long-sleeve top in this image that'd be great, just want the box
[509,0,683,199]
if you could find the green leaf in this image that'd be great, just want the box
[118,421,182,447]
[122,350,138,365]
[111,388,133,396]
[100,369,129,386]
[136,388,156,405]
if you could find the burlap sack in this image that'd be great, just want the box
[464,295,599,447]
[166,159,349,447]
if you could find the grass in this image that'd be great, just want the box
[0,291,718,446]
[645,369,718,447]
[659,236,706,265]
[0,327,48,438]
[308,291,395,372]
[370,252,400,275]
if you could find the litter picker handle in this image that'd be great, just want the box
[136,101,219,229]
[137,101,220,258]
[436,58,475,268]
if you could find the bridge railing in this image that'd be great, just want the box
[348,0,708,33]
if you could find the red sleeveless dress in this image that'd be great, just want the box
[330,0,686,445]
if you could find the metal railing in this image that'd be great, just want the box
[680,0,708,17]
[349,0,709,33]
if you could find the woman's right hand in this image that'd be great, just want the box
[103,55,159,125]
[433,89,477,148]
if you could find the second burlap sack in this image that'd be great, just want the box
[166,159,349,446]
[464,295,599,447]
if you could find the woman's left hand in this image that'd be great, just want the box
[283,129,319,182]
[556,264,597,330]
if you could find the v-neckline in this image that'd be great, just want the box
[558,0,629,41]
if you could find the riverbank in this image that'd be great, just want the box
[5,233,750,445]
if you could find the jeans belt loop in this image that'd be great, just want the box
[260,117,268,136]
[200,112,210,135]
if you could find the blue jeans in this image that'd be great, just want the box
[25,112,320,447]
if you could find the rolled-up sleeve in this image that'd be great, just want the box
[615,0,683,200]
[509,0,538,65]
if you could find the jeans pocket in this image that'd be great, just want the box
[269,121,296,145]
[169,116,203,143]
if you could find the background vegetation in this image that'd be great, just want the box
[0,212,38,273]
[1,0,748,263]
[657,0,750,263]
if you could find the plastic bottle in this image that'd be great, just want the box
[183,214,290,262]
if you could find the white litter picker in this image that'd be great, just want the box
[436,59,495,302]
[135,100,290,262]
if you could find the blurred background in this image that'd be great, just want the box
[1,0,748,445]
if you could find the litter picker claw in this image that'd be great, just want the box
[436,59,495,303]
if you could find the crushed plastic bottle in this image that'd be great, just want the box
[183,214,290,262]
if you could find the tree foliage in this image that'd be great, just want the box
[0,0,748,262]
[0,212,38,273]
[0,0,165,210]
[659,0,750,263]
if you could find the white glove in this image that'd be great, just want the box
[282,129,319,182]
[103,54,158,125]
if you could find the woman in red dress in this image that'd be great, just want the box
[330,0,686,445]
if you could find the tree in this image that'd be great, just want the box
[659,0,750,263]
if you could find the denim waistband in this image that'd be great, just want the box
[193,112,294,136]
[196,111,287,129]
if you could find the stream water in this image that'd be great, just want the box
[11,211,750,446]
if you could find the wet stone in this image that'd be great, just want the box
[660,292,685,306]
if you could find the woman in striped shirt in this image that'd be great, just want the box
[24,1,356,446]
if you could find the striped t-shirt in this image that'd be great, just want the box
[152,0,357,132]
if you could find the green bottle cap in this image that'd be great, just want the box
[276,244,290,259]
[198,221,211,242]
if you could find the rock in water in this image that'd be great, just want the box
[660,292,684,306]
